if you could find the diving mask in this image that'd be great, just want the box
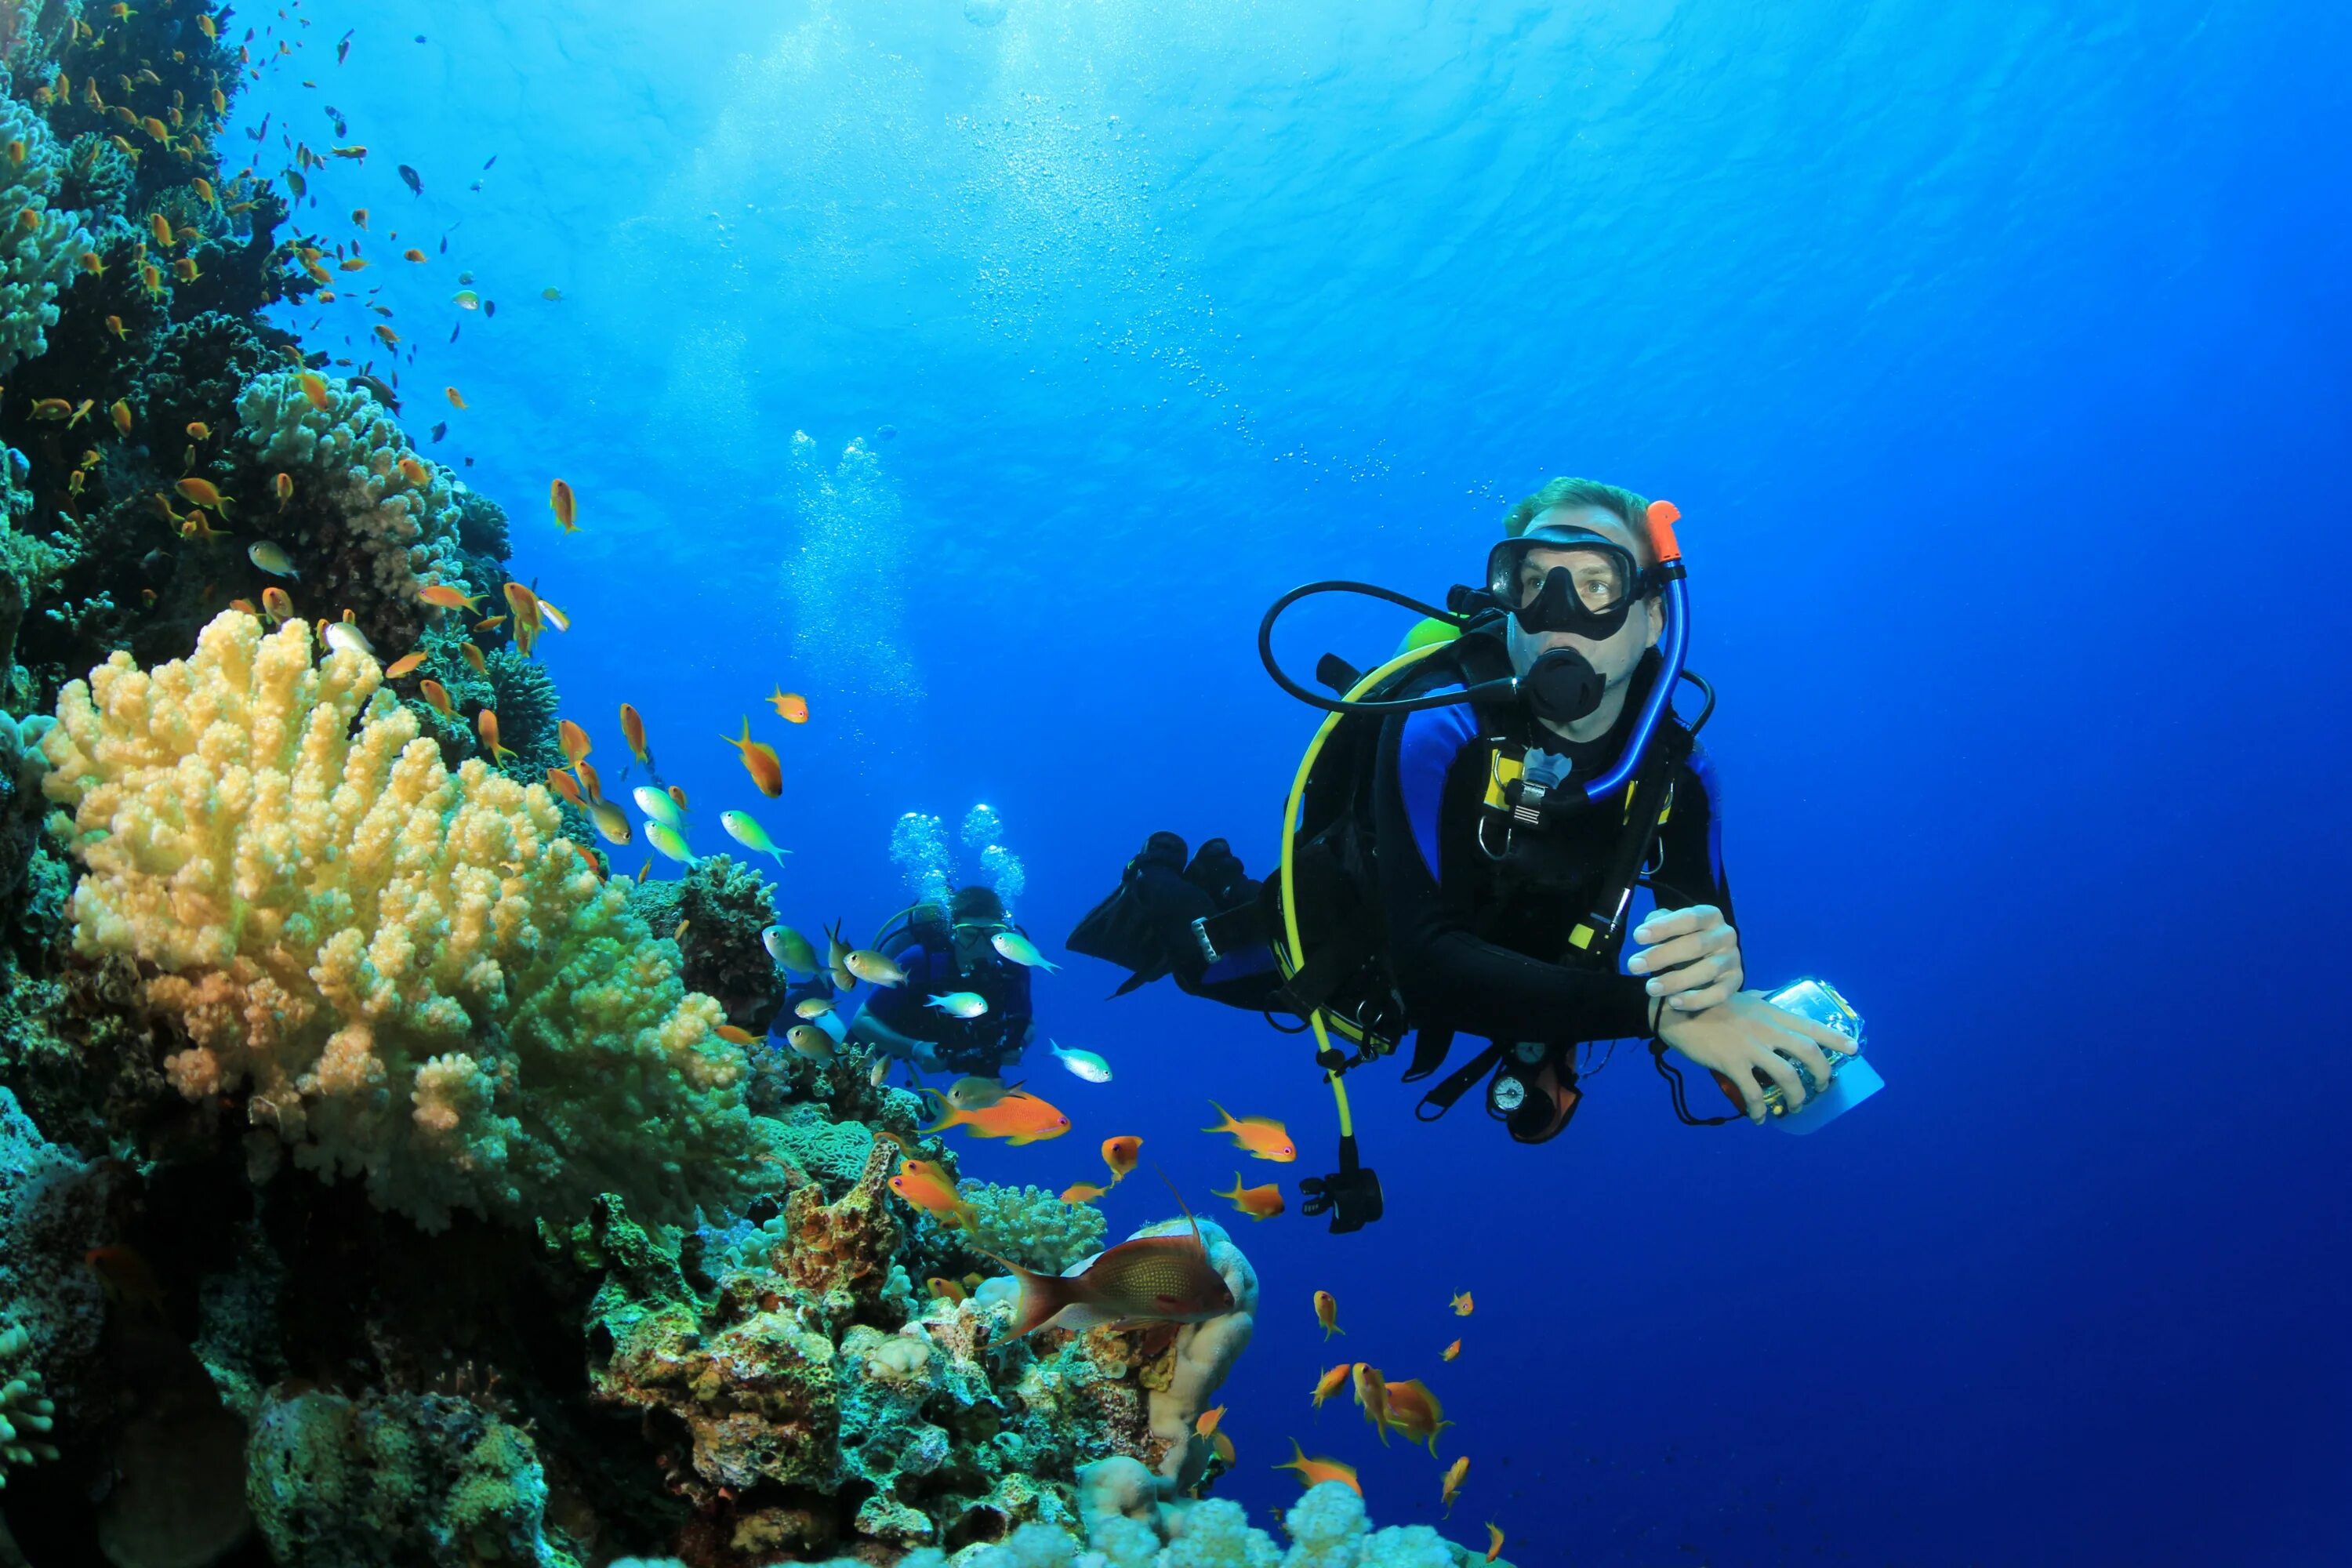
[1484,526,1655,641]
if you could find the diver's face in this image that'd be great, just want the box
[1503,504,1662,689]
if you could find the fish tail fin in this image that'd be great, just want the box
[1201,1099,1234,1134]
[978,1248,1080,1339]
[1427,1421,1455,1458]
[915,1087,960,1135]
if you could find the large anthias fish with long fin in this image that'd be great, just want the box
[989,1181,1236,1338]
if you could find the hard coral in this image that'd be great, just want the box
[39,611,757,1231]
[0,84,96,379]
[246,1388,582,1568]
[626,853,782,1028]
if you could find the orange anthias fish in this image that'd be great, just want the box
[1274,1439,1360,1497]
[887,1158,976,1229]
[1442,1338,1461,1363]
[667,784,688,810]
[419,583,483,612]
[260,585,293,621]
[1211,1172,1283,1221]
[1202,1102,1296,1163]
[768,686,808,724]
[546,768,586,808]
[722,717,783,798]
[478,708,517,762]
[298,371,330,410]
[1059,1181,1109,1204]
[991,1195,1235,1338]
[557,718,590,769]
[1314,1290,1343,1339]
[460,642,489,677]
[1441,1455,1469,1516]
[445,386,466,409]
[548,477,577,532]
[1310,1363,1352,1408]
[619,702,649,763]
[1196,1405,1225,1439]
[928,1276,968,1304]
[713,1024,757,1045]
[383,652,426,679]
[1352,1363,1392,1446]
[1384,1378,1454,1457]
[504,579,543,629]
[1451,1290,1475,1316]
[577,760,604,802]
[174,475,231,514]
[1101,1134,1143,1184]
[1484,1523,1504,1563]
[920,1088,1069,1146]
[418,679,454,717]
[396,454,428,485]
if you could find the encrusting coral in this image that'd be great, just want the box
[38,609,760,1232]
[960,1181,1111,1276]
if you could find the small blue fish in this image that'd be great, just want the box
[1051,1041,1112,1083]
[927,992,988,1019]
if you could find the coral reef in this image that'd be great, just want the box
[247,1388,579,1568]
[626,853,784,1029]
[39,611,758,1231]
[0,82,96,379]
[572,1157,1263,1561]
[0,1316,57,1490]
[961,1181,1111,1276]
[234,367,472,655]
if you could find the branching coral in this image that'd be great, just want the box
[0,82,96,379]
[234,368,470,652]
[961,1182,1109,1276]
[38,610,758,1231]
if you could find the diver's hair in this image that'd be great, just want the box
[1501,477,1653,564]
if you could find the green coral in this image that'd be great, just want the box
[245,1388,582,1568]
[0,1317,57,1490]
[625,853,782,1027]
[963,1181,1109,1274]
[0,82,96,379]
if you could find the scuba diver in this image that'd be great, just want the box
[800,885,1036,1078]
[1069,477,1856,1229]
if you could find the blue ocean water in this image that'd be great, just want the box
[245,2,2348,1562]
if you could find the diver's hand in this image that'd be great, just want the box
[1655,990,1857,1123]
[1627,905,1744,1013]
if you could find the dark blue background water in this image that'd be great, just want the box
[248,2,2348,1561]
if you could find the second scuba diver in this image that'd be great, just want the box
[1070,477,1857,1210]
[795,885,1036,1079]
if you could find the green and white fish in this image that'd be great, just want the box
[991,930,1060,971]
[323,621,374,659]
[644,822,695,867]
[926,992,989,1019]
[721,809,789,866]
[764,924,818,975]
[633,786,684,830]
[946,1075,1022,1112]
[249,540,301,579]
[1051,1041,1112,1083]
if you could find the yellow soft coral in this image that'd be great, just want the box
[41,611,754,1231]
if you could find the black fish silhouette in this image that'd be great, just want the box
[399,164,422,196]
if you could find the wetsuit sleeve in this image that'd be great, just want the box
[1375,708,1655,1046]
[1648,742,1734,928]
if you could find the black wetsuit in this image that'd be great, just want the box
[1370,640,1731,1050]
